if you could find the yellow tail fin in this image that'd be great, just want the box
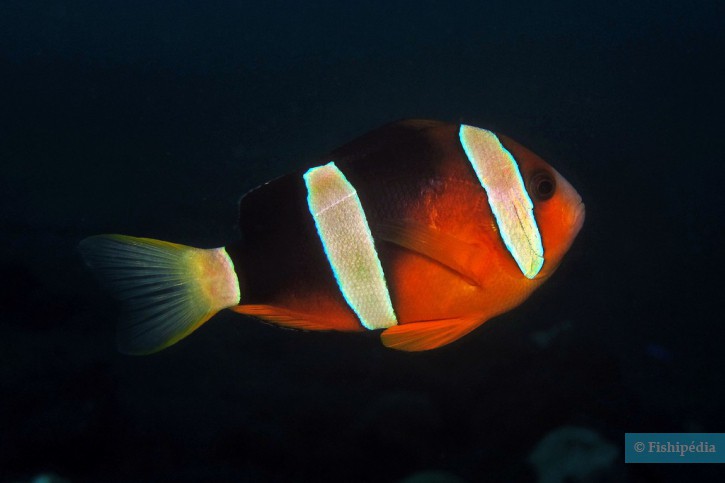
[79,235,240,355]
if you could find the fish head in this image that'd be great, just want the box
[499,135,586,279]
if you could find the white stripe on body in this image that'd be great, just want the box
[304,162,398,330]
[459,125,544,279]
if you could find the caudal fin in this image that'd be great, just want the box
[79,235,241,355]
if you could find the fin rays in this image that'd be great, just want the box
[381,316,484,351]
[79,235,239,355]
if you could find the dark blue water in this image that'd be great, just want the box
[1,1,723,482]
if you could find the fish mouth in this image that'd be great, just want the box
[572,201,586,235]
[533,200,585,281]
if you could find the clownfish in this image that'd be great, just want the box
[80,119,585,354]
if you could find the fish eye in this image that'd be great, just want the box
[529,171,556,201]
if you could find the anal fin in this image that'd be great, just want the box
[381,316,484,351]
[231,304,345,331]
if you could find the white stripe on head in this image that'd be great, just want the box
[304,162,398,329]
[459,125,544,279]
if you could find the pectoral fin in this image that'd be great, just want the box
[374,220,485,287]
[381,316,484,351]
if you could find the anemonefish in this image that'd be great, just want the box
[80,119,585,354]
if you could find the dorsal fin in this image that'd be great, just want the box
[328,119,448,163]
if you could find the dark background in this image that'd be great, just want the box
[1,1,723,482]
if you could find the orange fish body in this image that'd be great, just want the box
[80,119,584,354]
